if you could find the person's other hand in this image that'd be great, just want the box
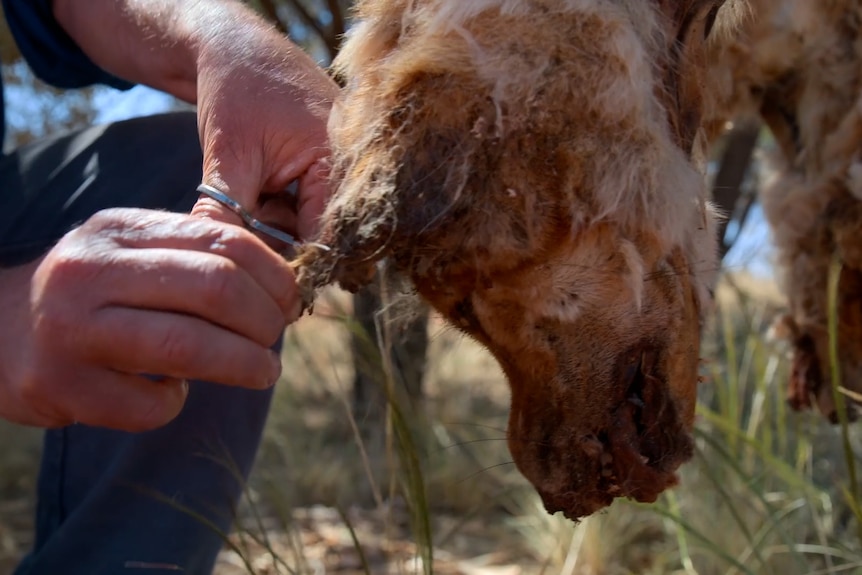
[190,21,340,241]
[0,208,299,431]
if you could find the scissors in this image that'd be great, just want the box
[196,184,329,251]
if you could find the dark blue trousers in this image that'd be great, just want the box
[1,112,275,575]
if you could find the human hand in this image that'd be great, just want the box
[53,0,338,242]
[0,208,299,431]
[190,19,340,240]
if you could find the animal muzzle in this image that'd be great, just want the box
[510,351,695,520]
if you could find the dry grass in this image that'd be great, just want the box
[219,289,545,573]
[0,418,41,573]
[2,275,862,574]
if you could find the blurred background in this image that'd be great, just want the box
[0,2,858,574]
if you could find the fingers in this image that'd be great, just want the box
[103,248,291,345]
[6,207,294,431]
[87,307,282,390]
[100,209,300,319]
[296,158,331,239]
[195,154,329,244]
[191,191,247,227]
[271,146,330,195]
[65,372,189,432]
[16,363,189,432]
[192,145,330,239]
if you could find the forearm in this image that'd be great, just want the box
[51,0,282,103]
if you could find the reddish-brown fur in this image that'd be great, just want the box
[295,0,734,519]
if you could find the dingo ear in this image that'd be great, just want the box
[293,64,559,303]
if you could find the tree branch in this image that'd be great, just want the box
[711,121,761,261]
[325,0,346,56]
[256,0,289,35]
[280,0,330,50]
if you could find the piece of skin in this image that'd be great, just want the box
[0,0,338,431]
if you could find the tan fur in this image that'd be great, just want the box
[295,0,737,519]
[705,0,862,421]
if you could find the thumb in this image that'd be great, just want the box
[296,158,331,240]
[190,168,260,226]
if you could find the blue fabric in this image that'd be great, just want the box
[0,6,280,572]
[1,0,134,90]
[15,380,275,575]
[0,0,135,147]
[0,112,277,574]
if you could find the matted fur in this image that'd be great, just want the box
[705,0,862,421]
[296,0,738,519]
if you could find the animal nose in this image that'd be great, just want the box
[536,486,610,520]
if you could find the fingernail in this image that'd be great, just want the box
[267,350,283,386]
[288,296,303,322]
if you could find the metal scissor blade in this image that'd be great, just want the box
[196,184,331,252]
[196,183,300,247]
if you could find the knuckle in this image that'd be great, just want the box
[87,207,122,225]
[78,208,115,231]
[30,299,73,338]
[189,201,232,223]
[14,362,70,427]
[262,318,287,347]
[128,387,184,432]
[32,267,98,336]
[41,235,114,292]
[16,364,47,408]
[79,207,138,234]
[207,225,257,257]
[158,325,197,368]
[199,259,240,307]
[221,346,270,389]
[43,250,95,287]
[261,282,294,324]
[264,271,298,319]
[278,282,301,319]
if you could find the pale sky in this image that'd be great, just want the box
[92,84,181,124]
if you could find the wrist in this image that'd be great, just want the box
[0,261,39,425]
[191,3,292,87]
